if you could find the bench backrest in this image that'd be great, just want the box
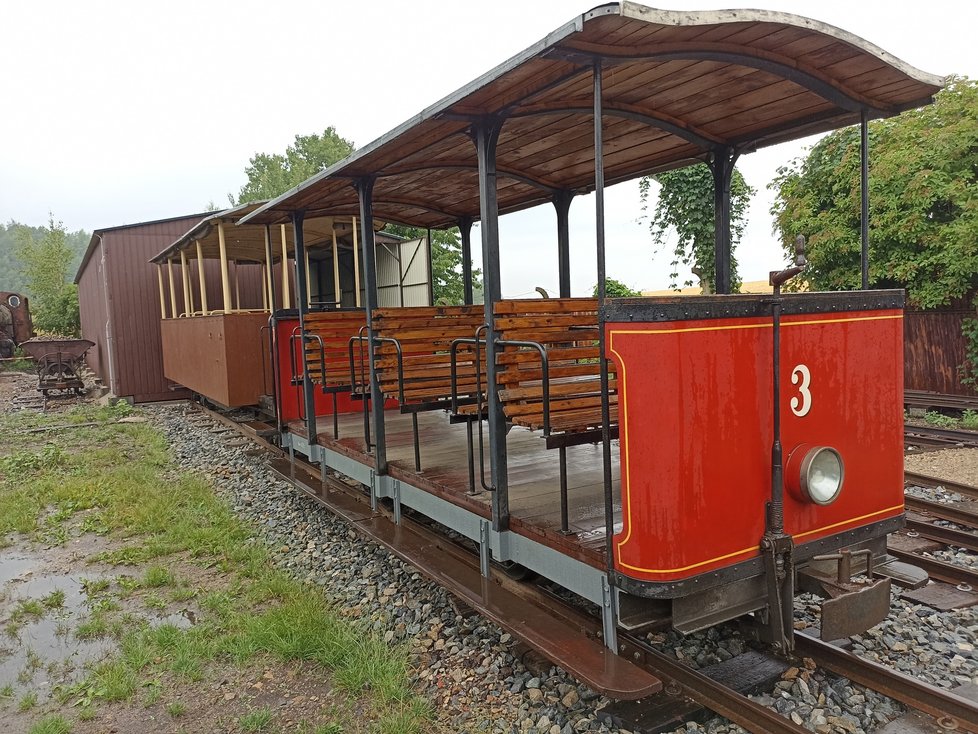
[492,298,616,434]
[371,305,486,406]
[303,310,367,390]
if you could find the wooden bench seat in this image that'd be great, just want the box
[302,310,368,390]
[367,304,488,471]
[488,298,618,531]
[493,298,617,440]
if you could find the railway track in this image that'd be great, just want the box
[190,401,978,734]
[905,424,978,449]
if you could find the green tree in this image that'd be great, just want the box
[639,163,753,292]
[0,221,87,293]
[14,217,80,335]
[593,278,641,298]
[383,225,482,305]
[769,78,978,307]
[235,127,356,205]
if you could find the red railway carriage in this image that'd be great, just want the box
[605,291,905,634]
[213,2,942,699]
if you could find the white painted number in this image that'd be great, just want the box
[791,364,812,417]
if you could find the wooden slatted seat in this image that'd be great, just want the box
[368,304,488,471]
[303,310,368,391]
[485,298,619,532]
[493,298,617,443]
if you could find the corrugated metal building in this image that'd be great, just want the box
[75,213,264,402]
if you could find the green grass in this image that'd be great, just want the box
[166,700,186,717]
[0,403,432,732]
[28,715,72,734]
[963,409,978,429]
[239,706,274,732]
[17,690,37,712]
[42,589,66,609]
[0,683,13,698]
[925,410,958,427]
[142,566,173,588]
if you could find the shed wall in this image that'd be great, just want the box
[904,309,978,397]
[77,215,267,402]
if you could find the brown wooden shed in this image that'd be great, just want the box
[74,213,264,402]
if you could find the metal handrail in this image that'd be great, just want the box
[493,338,551,437]
[288,326,303,421]
[449,335,486,415]
[372,336,406,405]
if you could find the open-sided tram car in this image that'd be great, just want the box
[158,4,944,698]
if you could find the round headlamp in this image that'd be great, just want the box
[798,446,844,505]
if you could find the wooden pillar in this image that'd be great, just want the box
[180,250,192,316]
[157,265,167,318]
[261,265,268,310]
[332,226,341,307]
[234,261,241,310]
[167,258,178,318]
[352,215,361,307]
[304,250,312,308]
[263,227,274,312]
[218,223,232,312]
[280,224,291,309]
[196,240,208,315]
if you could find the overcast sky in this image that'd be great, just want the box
[1,1,975,295]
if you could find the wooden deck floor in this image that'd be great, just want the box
[289,409,621,568]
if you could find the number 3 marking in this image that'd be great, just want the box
[791,364,812,417]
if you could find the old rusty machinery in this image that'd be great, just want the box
[17,337,94,396]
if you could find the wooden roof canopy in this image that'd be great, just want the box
[240,2,943,231]
[152,202,388,265]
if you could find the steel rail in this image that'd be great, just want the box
[796,633,978,733]
[887,547,978,587]
[906,471,978,501]
[619,635,811,734]
[904,519,978,553]
[905,495,978,529]
[905,425,978,448]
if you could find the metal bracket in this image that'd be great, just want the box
[760,533,795,654]
[601,575,618,652]
[392,479,402,524]
[369,469,378,511]
[479,520,491,578]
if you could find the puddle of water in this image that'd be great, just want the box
[0,542,202,704]
[0,552,39,587]
[154,608,196,629]
[0,548,115,701]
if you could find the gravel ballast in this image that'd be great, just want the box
[149,402,978,733]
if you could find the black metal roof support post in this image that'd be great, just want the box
[860,109,870,290]
[553,190,574,298]
[292,210,317,445]
[594,59,620,653]
[459,217,474,305]
[356,177,387,475]
[711,146,736,294]
[594,61,614,570]
[475,117,509,531]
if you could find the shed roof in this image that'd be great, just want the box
[74,211,212,284]
[240,2,943,231]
